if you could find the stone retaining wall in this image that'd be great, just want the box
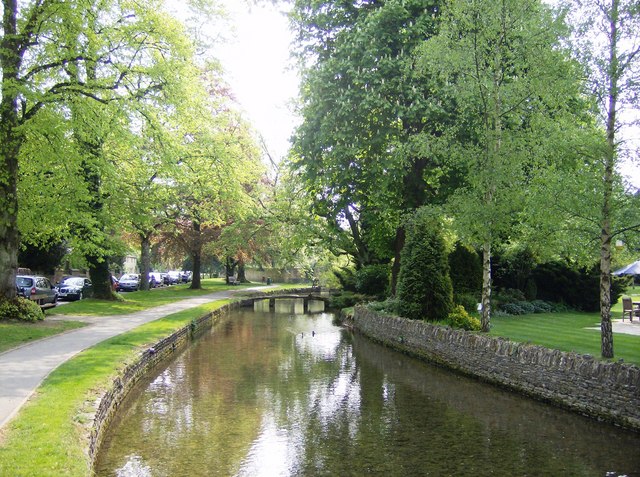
[88,304,236,463]
[352,306,640,431]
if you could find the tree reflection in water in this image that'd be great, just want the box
[95,308,640,477]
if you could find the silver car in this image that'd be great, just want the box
[16,275,57,309]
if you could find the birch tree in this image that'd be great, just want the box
[419,0,582,331]
[564,0,640,358]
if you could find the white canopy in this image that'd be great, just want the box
[613,260,640,275]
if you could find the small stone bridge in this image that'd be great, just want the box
[239,289,329,312]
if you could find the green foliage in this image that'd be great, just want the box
[0,298,44,322]
[397,208,453,321]
[367,297,401,316]
[18,240,67,276]
[454,292,480,314]
[355,264,390,297]
[327,291,367,310]
[448,242,482,294]
[532,262,626,312]
[492,245,538,298]
[289,0,449,268]
[446,305,481,331]
[333,267,357,292]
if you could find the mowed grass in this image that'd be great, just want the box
[0,320,87,354]
[0,279,290,354]
[489,288,640,366]
[0,300,231,477]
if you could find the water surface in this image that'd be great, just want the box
[95,303,640,476]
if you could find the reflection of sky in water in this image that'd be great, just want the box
[96,309,640,477]
[115,455,152,477]
[236,415,302,477]
[142,364,194,439]
[238,314,360,475]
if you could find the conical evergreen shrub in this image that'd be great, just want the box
[397,207,453,321]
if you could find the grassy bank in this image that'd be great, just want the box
[50,278,256,316]
[0,279,267,354]
[0,299,231,477]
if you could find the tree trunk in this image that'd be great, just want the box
[237,261,247,283]
[481,241,492,332]
[0,0,22,300]
[88,255,114,299]
[390,226,406,296]
[139,233,151,291]
[190,250,202,289]
[189,221,202,289]
[225,256,237,283]
[600,0,619,359]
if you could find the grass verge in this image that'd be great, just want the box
[0,320,87,354]
[489,310,640,366]
[0,299,230,477]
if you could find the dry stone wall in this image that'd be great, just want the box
[353,306,640,431]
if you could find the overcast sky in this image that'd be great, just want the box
[211,1,299,163]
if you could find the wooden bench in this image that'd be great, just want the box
[228,276,238,285]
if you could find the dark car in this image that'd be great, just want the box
[56,276,92,301]
[16,275,57,309]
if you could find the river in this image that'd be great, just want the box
[94,300,640,476]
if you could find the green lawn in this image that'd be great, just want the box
[489,311,640,365]
[0,320,87,354]
[489,288,640,366]
[0,279,293,354]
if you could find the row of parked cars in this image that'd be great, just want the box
[16,275,94,309]
[116,271,192,292]
[15,270,193,309]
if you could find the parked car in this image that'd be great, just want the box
[117,273,140,292]
[56,276,92,301]
[164,271,181,285]
[16,275,57,308]
[181,271,192,283]
[149,272,164,287]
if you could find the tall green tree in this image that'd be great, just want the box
[0,0,194,299]
[564,0,640,358]
[290,0,453,289]
[418,0,584,331]
[162,73,263,289]
[396,207,453,321]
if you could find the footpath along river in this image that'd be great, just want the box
[94,300,640,476]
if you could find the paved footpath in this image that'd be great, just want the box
[0,287,266,430]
